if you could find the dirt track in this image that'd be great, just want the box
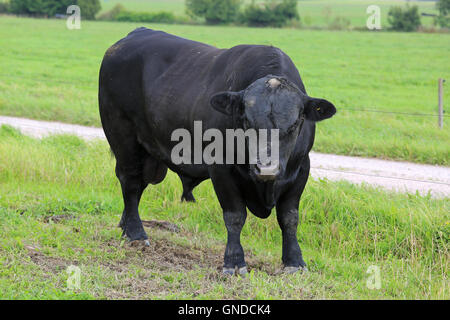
[1,115,449,198]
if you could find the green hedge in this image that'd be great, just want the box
[115,11,176,24]
[186,0,241,24]
[97,4,179,24]
[8,0,101,19]
[435,0,450,28]
[387,5,421,31]
[97,3,125,21]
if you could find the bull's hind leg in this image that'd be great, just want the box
[179,175,202,202]
[116,154,167,242]
[100,93,167,242]
[115,161,148,242]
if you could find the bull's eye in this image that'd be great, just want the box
[285,114,305,135]
[286,121,299,134]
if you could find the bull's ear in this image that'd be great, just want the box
[304,97,336,121]
[210,91,243,116]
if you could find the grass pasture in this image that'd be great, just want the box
[0,125,448,299]
[0,17,449,165]
[0,0,449,302]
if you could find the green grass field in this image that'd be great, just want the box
[99,0,439,28]
[0,16,449,164]
[0,125,448,299]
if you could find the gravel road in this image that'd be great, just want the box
[1,115,448,198]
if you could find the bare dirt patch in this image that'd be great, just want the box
[43,214,75,224]
[126,235,223,272]
[25,245,72,274]
[120,226,275,276]
[141,219,180,233]
[21,222,278,299]
[97,233,277,299]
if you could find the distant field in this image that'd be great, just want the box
[99,0,439,28]
[0,126,448,299]
[0,17,448,164]
[100,0,187,16]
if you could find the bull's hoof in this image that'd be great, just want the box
[283,265,308,274]
[238,266,248,276]
[222,267,235,276]
[181,193,196,202]
[129,239,150,247]
[121,224,148,243]
[222,266,248,276]
[283,266,299,274]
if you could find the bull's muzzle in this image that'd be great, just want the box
[254,163,280,181]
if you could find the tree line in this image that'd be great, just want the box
[2,0,101,19]
[0,0,448,31]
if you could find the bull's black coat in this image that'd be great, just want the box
[99,28,336,274]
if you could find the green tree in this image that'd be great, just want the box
[387,5,421,32]
[435,0,450,28]
[9,0,101,19]
[77,0,101,20]
[239,0,299,27]
[186,0,241,24]
[97,3,126,21]
[0,2,8,13]
[10,0,72,15]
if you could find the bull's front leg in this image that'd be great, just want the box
[276,159,310,273]
[222,209,247,275]
[276,205,306,273]
[209,167,247,276]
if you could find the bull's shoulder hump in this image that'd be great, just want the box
[125,28,173,41]
[103,28,214,61]
[228,44,285,54]
[224,44,289,63]
[125,28,215,50]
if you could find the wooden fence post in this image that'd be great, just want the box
[438,78,444,129]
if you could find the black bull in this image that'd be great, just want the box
[99,28,336,275]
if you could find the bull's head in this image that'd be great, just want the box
[210,75,336,182]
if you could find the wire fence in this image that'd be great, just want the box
[1,73,447,119]
[342,108,449,118]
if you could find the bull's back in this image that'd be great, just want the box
[101,28,218,85]
[100,29,231,136]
